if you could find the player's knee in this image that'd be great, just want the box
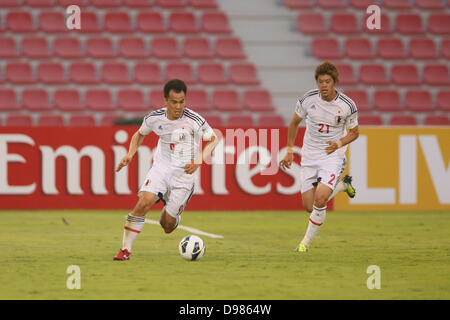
[305,205,313,213]
[313,195,328,208]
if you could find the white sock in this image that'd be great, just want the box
[301,205,327,247]
[327,180,347,201]
[122,214,145,252]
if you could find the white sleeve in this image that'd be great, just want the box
[139,115,154,136]
[199,120,215,141]
[295,99,306,119]
[346,111,358,129]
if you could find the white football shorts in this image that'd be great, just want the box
[300,156,347,194]
[139,163,195,218]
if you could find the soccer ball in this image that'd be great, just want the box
[178,235,206,261]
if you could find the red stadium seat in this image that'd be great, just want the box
[134,63,164,84]
[349,0,374,8]
[1,0,22,6]
[6,63,35,84]
[416,0,445,9]
[137,12,166,33]
[334,64,357,85]
[54,38,83,58]
[364,13,393,34]
[37,0,60,9]
[155,0,186,7]
[70,63,99,84]
[189,0,218,9]
[69,115,96,126]
[58,0,86,6]
[409,39,438,59]
[317,0,346,8]
[343,90,371,112]
[229,63,260,85]
[358,115,383,125]
[382,0,412,9]
[101,115,122,126]
[424,115,449,126]
[123,0,152,7]
[6,12,35,32]
[283,0,314,9]
[205,115,223,127]
[390,115,417,126]
[105,12,133,33]
[0,37,18,58]
[396,14,424,35]
[359,64,389,85]
[330,14,360,34]
[441,39,450,59]
[80,12,101,33]
[405,91,434,112]
[149,90,166,109]
[117,89,146,111]
[86,90,114,111]
[437,91,450,111]
[423,64,449,85]
[166,63,196,84]
[312,38,342,60]
[22,37,50,58]
[377,39,406,59]
[39,12,66,32]
[22,89,51,110]
[213,89,242,111]
[257,115,285,127]
[119,38,148,58]
[344,38,374,59]
[297,14,327,34]
[0,89,19,110]
[91,0,121,6]
[38,115,65,126]
[86,38,115,58]
[215,38,246,59]
[227,115,254,127]
[54,90,83,111]
[244,90,275,112]
[201,13,232,34]
[102,63,131,84]
[198,63,227,85]
[183,38,213,59]
[169,12,199,34]
[374,90,403,112]
[391,65,420,85]
[38,63,66,84]
[428,14,450,34]
[6,115,33,126]
[187,89,211,112]
[151,37,181,59]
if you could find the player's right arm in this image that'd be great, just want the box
[115,130,146,172]
[280,112,302,170]
[116,113,156,172]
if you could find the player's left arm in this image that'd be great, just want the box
[184,124,219,174]
[325,125,359,155]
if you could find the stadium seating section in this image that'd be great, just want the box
[0,0,281,127]
[1,0,449,127]
[288,0,449,125]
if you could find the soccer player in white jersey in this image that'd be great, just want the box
[113,79,218,261]
[280,61,359,253]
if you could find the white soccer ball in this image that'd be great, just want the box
[178,235,206,261]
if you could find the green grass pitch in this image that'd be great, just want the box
[0,210,449,300]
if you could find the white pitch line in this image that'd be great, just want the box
[145,218,224,239]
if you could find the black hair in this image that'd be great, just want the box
[163,79,187,98]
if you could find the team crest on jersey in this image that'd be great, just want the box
[158,125,163,130]
[145,179,150,186]
[335,110,343,124]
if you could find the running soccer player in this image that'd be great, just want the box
[280,61,359,253]
[114,79,218,261]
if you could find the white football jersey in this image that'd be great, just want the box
[295,89,358,160]
[139,107,215,168]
